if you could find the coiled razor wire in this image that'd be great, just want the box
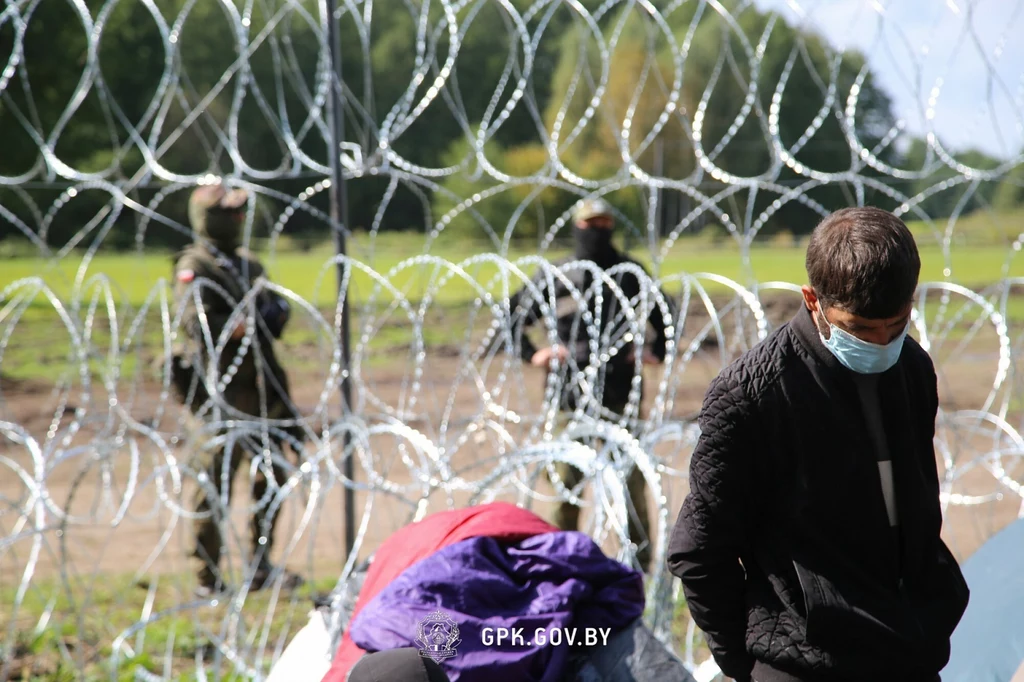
[1,0,1023,679]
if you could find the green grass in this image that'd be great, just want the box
[4,229,1023,312]
[1,572,338,681]
[905,207,1024,249]
[4,228,1024,383]
[0,232,570,311]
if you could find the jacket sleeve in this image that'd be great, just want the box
[909,349,944,531]
[241,255,291,339]
[175,255,237,344]
[667,370,755,681]
[502,272,553,363]
[914,343,970,635]
[917,353,949,542]
[922,354,940,481]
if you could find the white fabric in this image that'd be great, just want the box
[877,460,898,527]
[691,659,721,682]
[265,610,333,682]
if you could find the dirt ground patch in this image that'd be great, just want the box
[1,323,1017,579]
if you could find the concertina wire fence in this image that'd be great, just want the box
[1,0,1023,679]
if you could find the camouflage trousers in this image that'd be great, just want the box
[546,404,653,570]
[190,433,290,586]
[548,461,652,569]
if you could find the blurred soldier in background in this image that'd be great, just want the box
[503,198,675,571]
[170,180,304,597]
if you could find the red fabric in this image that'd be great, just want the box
[321,503,558,682]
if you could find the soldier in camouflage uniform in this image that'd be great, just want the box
[171,181,304,596]
[504,198,675,571]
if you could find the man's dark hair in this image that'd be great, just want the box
[805,206,921,319]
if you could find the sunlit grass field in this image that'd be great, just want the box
[2,212,1024,383]
[3,224,1024,309]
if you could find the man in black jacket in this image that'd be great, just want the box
[504,198,674,570]
[667,207,969,682]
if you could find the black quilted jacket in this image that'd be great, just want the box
[667,305,969,682]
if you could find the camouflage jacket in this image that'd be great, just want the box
[172,244,294,419]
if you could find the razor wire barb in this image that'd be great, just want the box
[1,0,1024,680]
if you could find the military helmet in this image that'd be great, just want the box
[573,197,613,223]
[188,180,248,249]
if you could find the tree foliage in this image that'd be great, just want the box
[0,0,1017,248]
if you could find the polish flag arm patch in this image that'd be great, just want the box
[177,269,195,283]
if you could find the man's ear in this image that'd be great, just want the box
[800,285,817,311]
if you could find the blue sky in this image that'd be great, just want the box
[750,0,1024,159]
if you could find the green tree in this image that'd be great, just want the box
[668,6,900,236]
[898,137,1004,218]
[430,137,577,247]
[990,153,1024,212]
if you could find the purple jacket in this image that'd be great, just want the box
[347,531,645,681]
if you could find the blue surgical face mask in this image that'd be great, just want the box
[816,307,909,374]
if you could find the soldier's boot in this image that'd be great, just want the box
[249,454,304,593]
[626,466,653,572]
[550,462,585,531]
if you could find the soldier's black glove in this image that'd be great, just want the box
[258,293,291,339]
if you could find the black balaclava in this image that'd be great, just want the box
[200,211,243,252]
[574,225,616,266]
[188,182,247,253]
